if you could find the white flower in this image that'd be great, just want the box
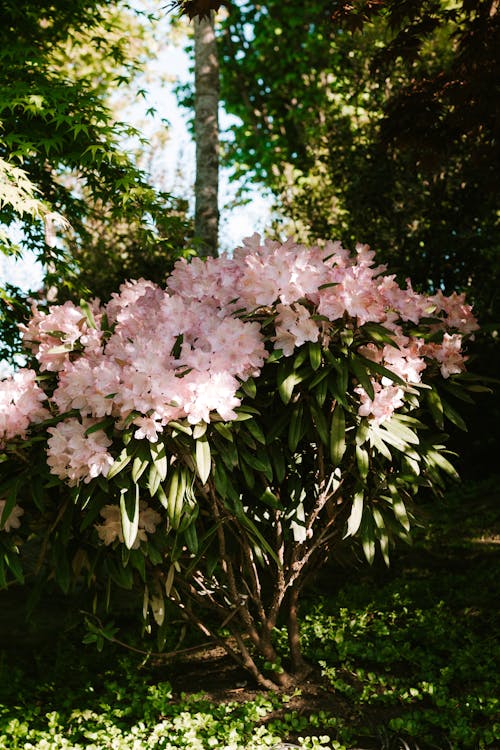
[0,500,24,532]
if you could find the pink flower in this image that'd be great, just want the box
[46,418,113,485]
[273,303,320,356]
[424,333,467,378]
[356,381,405,424]
[0,369,48,446]
[0,500,24,532]
[430,290,479,335]
[20,301,102,371]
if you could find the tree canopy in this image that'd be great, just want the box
[0,0,192,360]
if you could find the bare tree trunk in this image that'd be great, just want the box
[194,13,219,257]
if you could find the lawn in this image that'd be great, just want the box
[0,477,498,750]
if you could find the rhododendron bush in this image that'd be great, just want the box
[0,234,482,687]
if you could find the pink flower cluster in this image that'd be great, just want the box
[0,368,48,447]
[0,234,478,481]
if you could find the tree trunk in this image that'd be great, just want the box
[194,13,219,257]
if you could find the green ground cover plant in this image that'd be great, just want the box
[0,478,498,749]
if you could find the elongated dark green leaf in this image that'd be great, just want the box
[332,358,349,396]
[308,341,322,370]
[385,417,420,445]
[278,371,303,404]
[426,450,459,479]
[269,442,286,484]
[375,425,407,452]
[426,387,444,429]
[391,497,411,532]
[214,422,234,442]
[368,426,393,460]
[329,405,346,465]
[120,485,139,550]
[288,402,304,452]
[240,447,273,482]
[79,299,97,329]
[356,445,369,480]
[349,356,375,399]
[266,411,290,442]
[245,418,266,444]
[241,377,257,398]
[315,376,328,407]
[309,367,331,389]
[184,522,199,554]
[441,398,468,431]
[309,401,329,446]
[361,322,397,346]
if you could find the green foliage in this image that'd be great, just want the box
[0,645,336,749]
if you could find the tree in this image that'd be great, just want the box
[194,13,220,257]
[0,0,192,359]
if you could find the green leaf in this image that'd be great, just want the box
[356,444,369,480]
[195,436,211,485]
[214,422,234,441]
[192,422,207,440]
[308,341,322,370]
[391,497,411,532]
[149,441,168,481]
[107,446,134,480]
[259,487,280,508]
[245,418,266,444]
[241,377,257,398]
[329,405,346,465]
[441,398,468,432]
[361,322,397,346]
[183,522,198,554]
[269,442,286,484]
[132,453,149,483]
[288,402,305,452]
[148,464,162,497]
[349,356,375,399]
[309,400,329,446]
[79,298,97,329]
[120,485,139,550]
[385,417,420,445]
[344,490,364,538]
[427,387,444,430]
[240,447,273,482]
[278,371,303,404]
[426,450,459,479]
